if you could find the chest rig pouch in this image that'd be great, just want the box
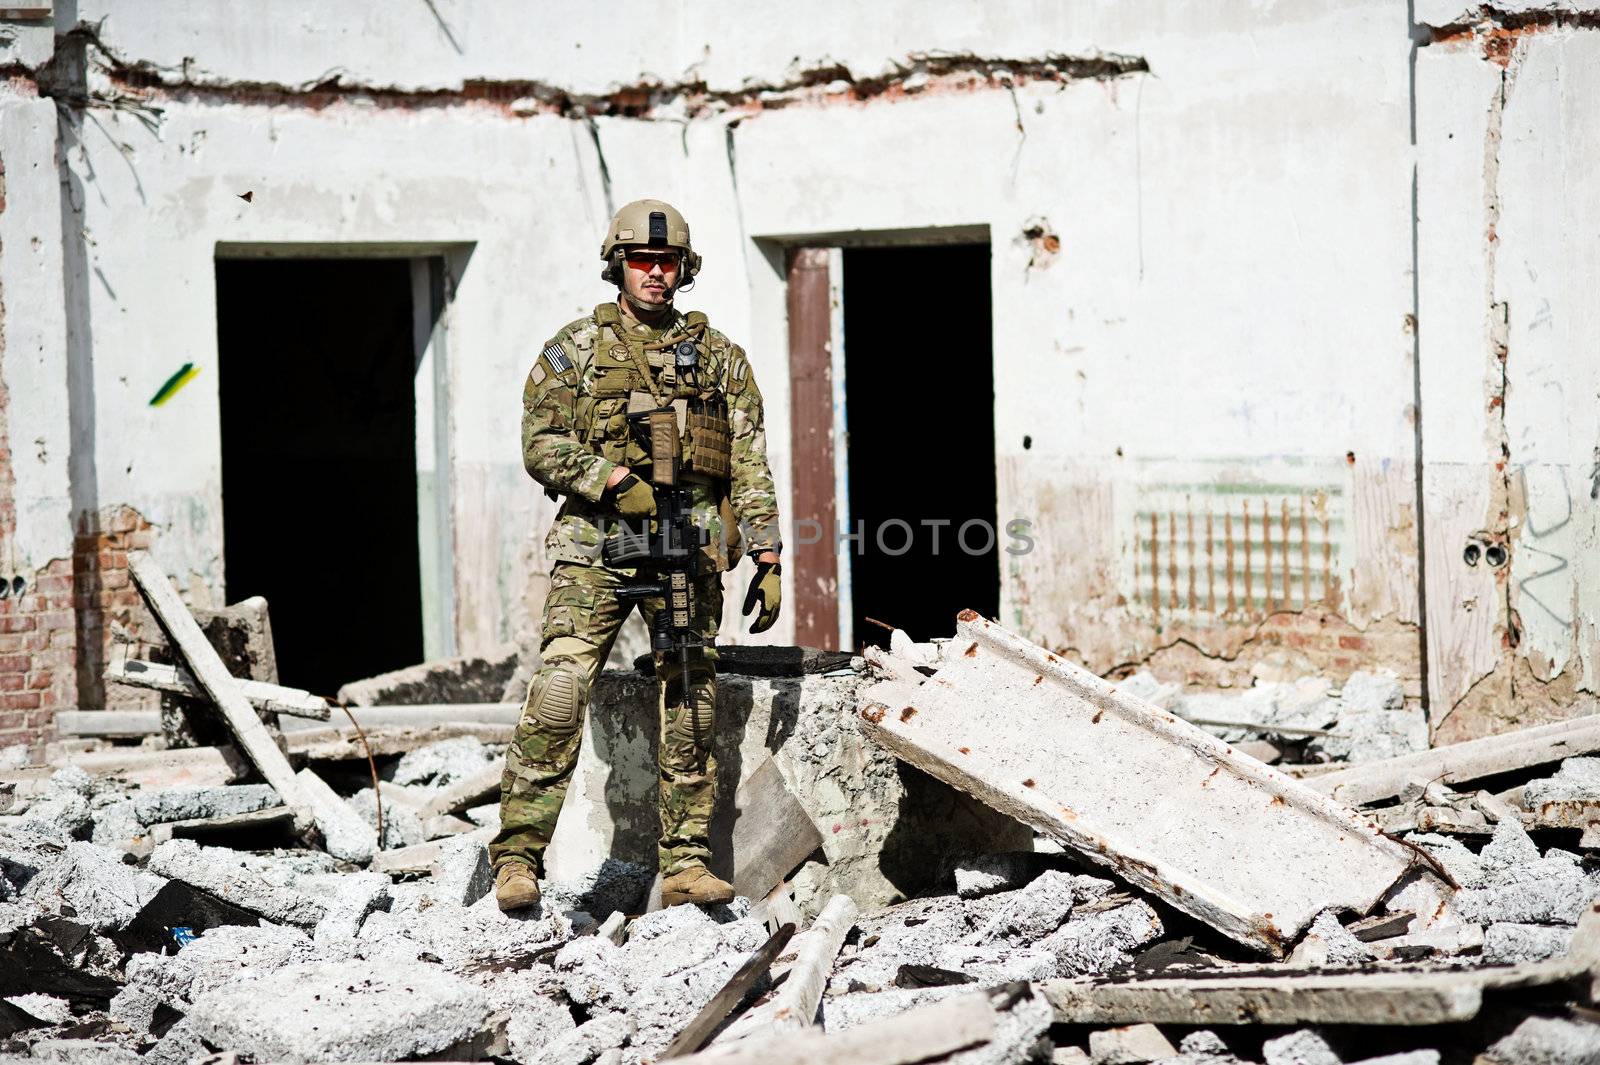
[594,306,733,483]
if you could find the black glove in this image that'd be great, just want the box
[742,560,782,634]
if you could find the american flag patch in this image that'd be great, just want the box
[542,342,572,373]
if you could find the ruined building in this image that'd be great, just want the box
[0,1,1595,751]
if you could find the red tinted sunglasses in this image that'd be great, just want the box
[625,250,682,271]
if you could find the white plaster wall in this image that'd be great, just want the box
[1495,32,1600,692]
[0,90,73,572]
[12,0,1419,663]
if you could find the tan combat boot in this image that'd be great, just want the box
[495,861,542,912]
[661,864,735,907]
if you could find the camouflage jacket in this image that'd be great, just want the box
[522,301,781,572]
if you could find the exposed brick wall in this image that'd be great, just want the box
[1114,606,1426,707]
[75,506,159,713]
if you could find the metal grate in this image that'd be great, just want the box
[1131,485,1343,620]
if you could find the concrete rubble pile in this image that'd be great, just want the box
[4,579,1600,1062]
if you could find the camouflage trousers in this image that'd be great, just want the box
[491,560,721,878]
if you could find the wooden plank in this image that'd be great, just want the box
[105,659,331,720]
[661,923,795,1059]
[1310,714,1600,807]
[785,246,838,649]
[128,553,313,831]
[860,612,1415,957]
[679,988,996,1065]
[727,755,824,902]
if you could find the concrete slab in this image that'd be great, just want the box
[186,958,495,1062]
[132,784,280,826]
[147,839,327,929]
[859,613,1415,955]
[294,767,377,863]
[102,659,331,720]
[1311,715,1600,807]
[1043,958,1588,1026]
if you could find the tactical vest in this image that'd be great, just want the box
[575,303,733,484]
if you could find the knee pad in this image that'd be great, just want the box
[667,675,716,740]
[528,666,589,736]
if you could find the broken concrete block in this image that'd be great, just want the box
[859,613,1415,956]
[1089,1022,1178,1064]
[4,992,70,1026]
[111,923,317,1033]
[1040,900,1164,978]
[433,834,493,906]
[15,1038,141,1063]
[1308,671,1426,764]
[142,1017,204,1065]
[1479,816,1542,876]
[391,734,499,786]
[1366,922,1484,960]
[337,643,520,706]
[1347,1053,1439,1065]
[543,856,653,919]
[955,852,1051,899]
[88,799,145,848]
[18,768,94,841]
[22,841,165,933]
[312,871,391,944]
[1482,921,1573,964]
[524,1012,633,1065]
[1522,757,1600,830]
[360,890,575,971]
[350,785,426,850]
[1286,912,1375,968]
[553,934,632,1016]
[294,766,377,863]
[1179,1031,1233,1056]
[131,783,279,827]
[1455,848,1597,926]
[505,990,581,1063]
[187,958,495,1061]
[0,828,65,895]
[1262,1029,1340,1065]
[147,839,327,929]
[972,870,1079,946]
[1479,1015,1600,1065]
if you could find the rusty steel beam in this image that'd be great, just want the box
[858,612,1416,957]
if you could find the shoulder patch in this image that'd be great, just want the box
[543,342,573,374]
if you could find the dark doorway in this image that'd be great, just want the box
[216,258,424,695]
[842,243,998,647]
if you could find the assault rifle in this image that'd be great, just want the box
[602,406,710,695]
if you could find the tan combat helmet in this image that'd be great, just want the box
[600,199,702,283]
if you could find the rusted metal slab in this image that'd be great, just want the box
[858,612,1416,957]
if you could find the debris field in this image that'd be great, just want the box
[4,558,1600,1063]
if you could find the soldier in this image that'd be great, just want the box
[492,199,783,911]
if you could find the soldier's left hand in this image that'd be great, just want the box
[742,559,782,634]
